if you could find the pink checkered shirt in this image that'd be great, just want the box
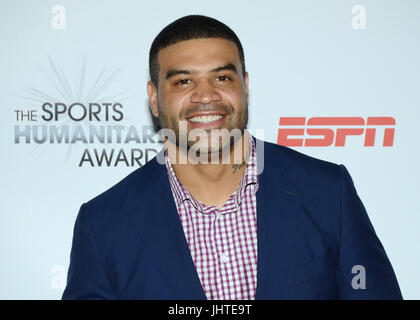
[164,132,259,300]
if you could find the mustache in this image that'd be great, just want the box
[181,104,234,119]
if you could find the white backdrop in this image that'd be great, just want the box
[0,0,419,299]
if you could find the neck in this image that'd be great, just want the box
[164,131,252,208]
[167,131,250,176]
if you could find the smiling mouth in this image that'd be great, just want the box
[188,114,225,123]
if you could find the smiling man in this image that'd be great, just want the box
[148,34,252,210]
[62,15,402,300]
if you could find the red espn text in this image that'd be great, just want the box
[277,117,395,147]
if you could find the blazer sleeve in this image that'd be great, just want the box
[62,203,116,299]
[335,165,402,299]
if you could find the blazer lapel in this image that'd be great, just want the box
[254,137,303,299]
[124,153,207,299]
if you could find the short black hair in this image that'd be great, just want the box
[149,15,246,87]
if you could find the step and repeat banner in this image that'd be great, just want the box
[1,0,419,299]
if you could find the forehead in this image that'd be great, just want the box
[157,38,242,74]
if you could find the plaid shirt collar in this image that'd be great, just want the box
[164,130,259,213]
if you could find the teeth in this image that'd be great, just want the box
[188,115,223,123]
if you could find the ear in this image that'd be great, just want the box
[244,72,249,101]
[147,80,159,117]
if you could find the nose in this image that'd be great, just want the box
[190,79,222,104]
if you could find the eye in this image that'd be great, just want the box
[215,75,232,82]
[175,79,192,86]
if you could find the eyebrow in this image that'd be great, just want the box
[165,63,238,80]
[210,63,237,74]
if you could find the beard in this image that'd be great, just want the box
[157,100,249,157]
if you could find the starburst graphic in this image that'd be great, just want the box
[16,55,135,165]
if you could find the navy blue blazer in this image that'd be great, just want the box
[62,136,402,299]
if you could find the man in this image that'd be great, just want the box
[62,15,402,299]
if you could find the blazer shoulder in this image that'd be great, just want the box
[262,139,342,185]
[82,155,163,222]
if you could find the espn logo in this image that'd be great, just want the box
[277,117,395,147]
